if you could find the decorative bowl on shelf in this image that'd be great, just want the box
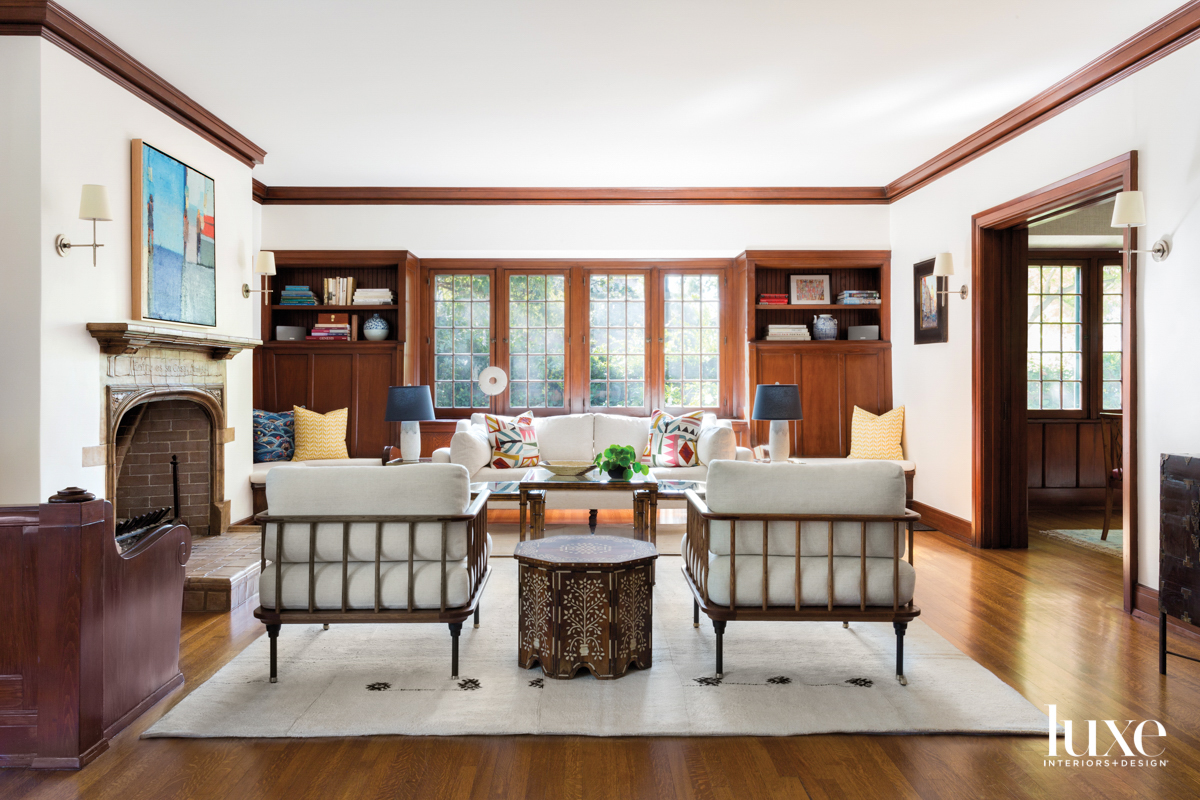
[538,461,596,477]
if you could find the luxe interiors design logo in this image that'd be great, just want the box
[1045,705,1168,768]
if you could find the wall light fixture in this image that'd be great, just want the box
[933,253,968,304]
[55,185,112,266]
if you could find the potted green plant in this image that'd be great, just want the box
[594,444,650,481]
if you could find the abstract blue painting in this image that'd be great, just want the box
[134,141,216,326]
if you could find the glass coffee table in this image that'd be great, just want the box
[516,468,662,544]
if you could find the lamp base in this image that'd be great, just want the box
[400,420,422,462]
[768,420,790,462]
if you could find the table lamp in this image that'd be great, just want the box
[385,386,436,462]
[752,383,803,462]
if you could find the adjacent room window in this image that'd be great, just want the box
[1026,255,1122,416]
[432,273,491,408]
[663,273,721,407]
[588,274,647,408]
[508,274,566,409]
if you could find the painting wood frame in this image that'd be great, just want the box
[789,274,831,305]
[913,259,947,344]
[131,139,217,327]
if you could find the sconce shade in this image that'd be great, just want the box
[932,252,954,277]
[752,384,803,421]
[384,385,436,422]
[1111,191,1146,227]
[255,250,277,275]
[78,185,112,221]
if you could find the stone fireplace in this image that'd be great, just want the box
[88,323,259,537]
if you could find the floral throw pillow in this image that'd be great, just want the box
[643,409,704,467]
[485,412,540,469]
[253,408,295,463]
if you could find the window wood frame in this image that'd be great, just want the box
[420,258,737,419]
[1026,249,1122,421]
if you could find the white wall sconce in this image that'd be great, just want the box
[55,185,112,266]
[1111,190,1171,264]
[242,251,276,305]
[933,252,968,304]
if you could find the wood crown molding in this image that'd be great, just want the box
[254,185,889,205]
[86,323,261,360]
[886,0,1200,202]
[0,0,266,167]
[253,3,1200,207]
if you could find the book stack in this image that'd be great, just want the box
[280,285,318,305]
[353,287,394,305]
[837,290,881,305]
[764,324,811,341]
[758,293,790,305]
[323,277,358,306]
[307,313,354,341]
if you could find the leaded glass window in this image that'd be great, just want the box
[1027,264,1083,411]
[508,274,566,408]
[589,274,646,408]
[1101,264,1122,410]
[432,274,491,408]
[663,274,721,407]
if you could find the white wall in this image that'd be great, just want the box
[890,41,1200,588]
[0,39,42,504]
[260,203,891,256]
[32,41,258,517]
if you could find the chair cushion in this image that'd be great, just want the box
[259,544,489,611]
[292,406,349,461]
[649,465,708,481]
[644,409,703,466]
[251,458,384,485]
[533,414,594,462]
[253,408,295,463]
[485,412,541,469]
[594,414,651,455]
[705,554,915,608]
[266,463,471,517]
[848,405,905,460]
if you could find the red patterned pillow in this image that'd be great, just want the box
[485,412,540,469]
[643,409,704,467]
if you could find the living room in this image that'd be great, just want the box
[2,1,1200,797]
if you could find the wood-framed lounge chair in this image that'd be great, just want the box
[681,459,920,684]
[253,463,491,681]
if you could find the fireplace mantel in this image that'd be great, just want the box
[87,323,261,360]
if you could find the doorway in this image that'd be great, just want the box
[971,152,1139,612]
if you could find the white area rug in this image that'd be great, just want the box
[146,558,1051,738]
[1032,528,1122,558]
[488,522,685,557]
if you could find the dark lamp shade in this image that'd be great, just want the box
[752,384,803,421]
[385,385,436,422]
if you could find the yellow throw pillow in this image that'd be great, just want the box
[292,406,349,461]
[849,405,905,460]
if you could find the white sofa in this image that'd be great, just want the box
[432,412,754,509]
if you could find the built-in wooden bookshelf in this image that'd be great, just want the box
[254,250,419,458]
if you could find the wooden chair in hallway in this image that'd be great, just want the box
[1099,412,1123,541]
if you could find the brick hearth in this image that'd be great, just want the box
[184,528,261,612]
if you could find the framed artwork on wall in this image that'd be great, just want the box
[913,258,947,344]
[789,274,830,305]
[131,139,217,326]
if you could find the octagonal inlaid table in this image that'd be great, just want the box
[513,535,658,680]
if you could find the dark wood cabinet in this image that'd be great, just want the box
[748,341,892,456]
[254,251,419,457]
[1159,454,1200,673]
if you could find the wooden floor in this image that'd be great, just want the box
[4,510,1200,800]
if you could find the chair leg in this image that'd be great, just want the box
[266,623,281,684]
[713,620,727,678]
[1101,481,1114,541]
[588,509,598,535]
[322,623,329,631]
[693,599,699,628]
[843,622,849,629]
[474,604,481,629]
[449,622,463,679]
[894,621,908,686]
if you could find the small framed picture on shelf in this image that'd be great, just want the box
[913,258,948,344]
[789,274,831,305]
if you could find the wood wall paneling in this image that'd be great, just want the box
[1043,423,1078,488]
[1027,423,1044,487]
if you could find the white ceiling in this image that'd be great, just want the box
[64,0,1182,187]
